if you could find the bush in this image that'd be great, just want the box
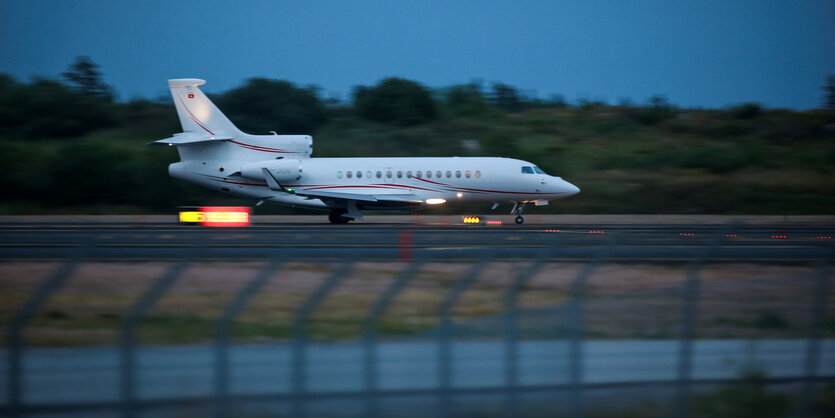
[444,83,489,117]
[353,78,437,126]
[217,78,326,134]
[0,76,115,139]
[629,95,677,125]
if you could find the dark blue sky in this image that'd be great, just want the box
[2,0,833,109]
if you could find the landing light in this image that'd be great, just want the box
[426,198,446,205]
[179,211,203,223]
[456,192,463,198]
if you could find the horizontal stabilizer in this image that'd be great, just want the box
[151,132,232,146]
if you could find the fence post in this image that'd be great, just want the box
[290,261,355,418]
[503,248,551,417]
[566,243,611,418]
[214,257,284,418]
[363,258,425,418]
[438,255,490,418]
[674,225,727,418]
[120,259,191,418]
[798,253,831,418]
[6,253,81,417]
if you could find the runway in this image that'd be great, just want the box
[0,215,832,261]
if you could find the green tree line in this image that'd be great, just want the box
[0,57,833,214]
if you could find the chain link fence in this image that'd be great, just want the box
[1,230,833,417]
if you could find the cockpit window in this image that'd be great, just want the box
[521,166,534,174]
[533,166,545,174]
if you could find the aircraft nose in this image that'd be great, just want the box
[551,177,579,196]
[565,181,580,195]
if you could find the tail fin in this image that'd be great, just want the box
[168,78,241,137]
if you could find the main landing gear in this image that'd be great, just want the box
[511,202,527,224]
[328,209,351,224]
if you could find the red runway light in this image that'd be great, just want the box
[771,235,788,239]
[725,234,738,238]
[545,229,560,232]
[198,206,251,227]
[486,220,502,225]
[589,230,605,234]
[817,236,832,240]
[680,233,695,237]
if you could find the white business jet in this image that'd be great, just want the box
[154,79,579,224]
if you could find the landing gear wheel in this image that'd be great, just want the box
[328,209,351,224]
[510,202,527,226]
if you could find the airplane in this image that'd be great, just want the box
[153,78,580,224]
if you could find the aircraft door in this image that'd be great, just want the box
[536,176,548,193]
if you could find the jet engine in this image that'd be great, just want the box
[240,159,301,182]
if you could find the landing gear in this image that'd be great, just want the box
[328,209,351,224]
[511,202,527,225]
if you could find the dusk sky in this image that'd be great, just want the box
[1,0,833,109]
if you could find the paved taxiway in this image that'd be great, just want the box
[3,339,833,405]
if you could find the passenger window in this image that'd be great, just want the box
[475,170,481,178]
[427,171,432,178]
[386,170,392,178]
[397,171,403,178]
[455,170,461,178]
[416,171,422,178]
[436,171,442,178]
[445,171,451,178]
[407,171,413,178]
[465,170,471,178]
[357,171,362,178]
[522,166,534,174]
[366,171,372,179]
[376,171,382,179]
[337,171,343,179]
[347,171,352,179]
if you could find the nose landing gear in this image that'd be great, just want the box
[511,202,527,224]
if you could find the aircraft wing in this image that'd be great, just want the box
[151,132,233,146]
[261,167,424,208]
[294,189,424,205]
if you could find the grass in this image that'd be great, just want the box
[1,261,828,347]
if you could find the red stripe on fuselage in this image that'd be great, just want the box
[225,140,294,153]
[210,179,268,187]
[412,177,550,195]
[289,184,440,193]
